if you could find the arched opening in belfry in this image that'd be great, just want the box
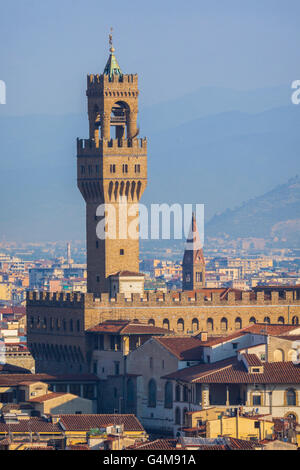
[93,104,101,140]
[110,101,130,139]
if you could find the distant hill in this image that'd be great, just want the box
[206,176,300,243]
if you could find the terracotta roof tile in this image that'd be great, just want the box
[29,392,66,403]
[58,414,145,433]
[0,417,62,434]
[242,354,263,366]
[163,357,300,384]
[0,373,99,387]
[130,439,178,450]
[87,320,171,336]
[155,336,204,360]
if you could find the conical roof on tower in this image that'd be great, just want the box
[183,212,205,265]
[103,28,123,80]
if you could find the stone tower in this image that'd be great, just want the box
[182,213,206,290]
[77,35,147,294]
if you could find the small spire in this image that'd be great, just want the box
[104,27,123,81]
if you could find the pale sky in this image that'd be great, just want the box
[0,0,300,115]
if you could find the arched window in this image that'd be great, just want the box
[177,318,184,333]
[175,407,181,425]
[182,407,188,426]
[148,379,157,408]
[192,318,199,333]
[110,101,130,139]
[286,389,297,406]
[164,382,173,409]
[163,319,170,330]
[274,348,285,362]
[148,319,155,326]
[235,317,242,330]
[175,384,181,402]
[221,318,228,331]
[207,318,214,331]
[292,316,299,325]
[288,349,296,362]
[264,317,270,324]
[183,385,189,402]
[278,316,285,324]
[249,317,256,325]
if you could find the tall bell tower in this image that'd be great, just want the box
[77,32,147,294]
[182,213,206,291]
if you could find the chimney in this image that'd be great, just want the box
[200,331,208,342]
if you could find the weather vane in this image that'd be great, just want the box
[109,27,113,49]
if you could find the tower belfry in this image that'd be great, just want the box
[182,213,206,290]
[77,33,147,294]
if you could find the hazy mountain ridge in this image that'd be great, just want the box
[206,176,300,242]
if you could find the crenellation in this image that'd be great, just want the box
[256,292,265,303]
[285,291,294,302]
[227,291,236,304]
[77,137,147,157]
[212,292,221,304]
[271,291,279,304]
[242,292,250,303]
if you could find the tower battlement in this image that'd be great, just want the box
[26,289,299,308]
[77,137,147,156]
[26,290,84,306]
[87,73,138,89]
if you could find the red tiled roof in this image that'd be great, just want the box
[87,320,129,333]
[111,271,144,277]
[29,392,67,403]
[130,439,178,450]
[67,444,90,450]
[163,357,300,384]
[227,437,259,450]
[0,373,99,387]
[58,414,145,433]
[87,319,170,336]
[242,354,263,367]
[0,417,62,434]
[155,336,204,360]
[277,335,300,342]
[194,323,300,348]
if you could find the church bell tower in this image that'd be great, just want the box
[182,213,206,291]
[77,32,147,294]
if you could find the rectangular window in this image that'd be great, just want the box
[122,164,128,173]
[70,384,81,396]
[88,165,93,175]
[135,164,140,173]
[83,384,94,400]
[110,164,116,173]
[252,395,261,406]
[81,166,85,175]
[114,362,120,375]
[120,249,124,255]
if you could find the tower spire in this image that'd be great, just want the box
[104,27,123,80]
[182,212,206,291]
